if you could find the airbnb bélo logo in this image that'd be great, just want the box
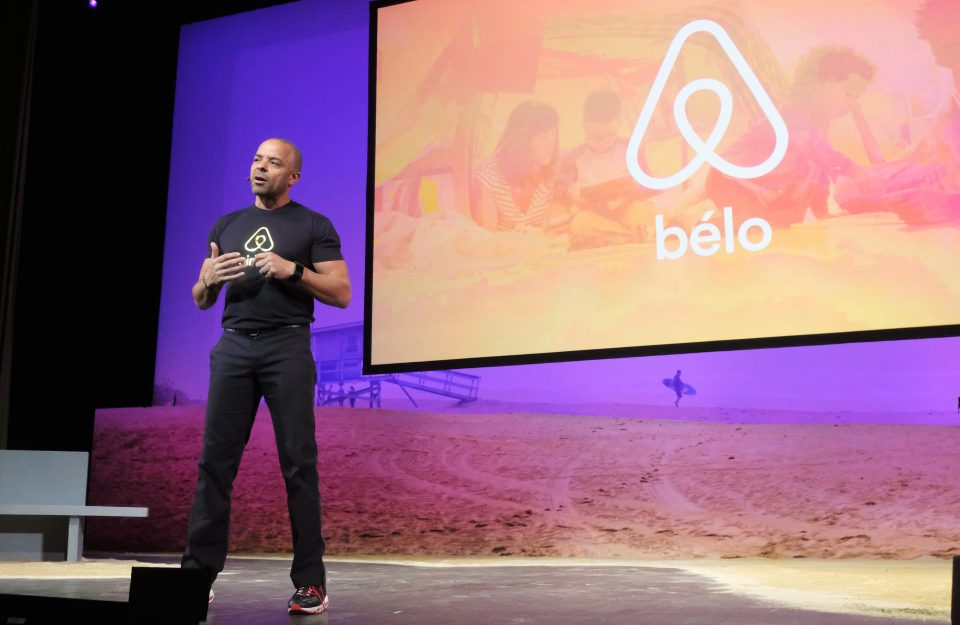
[629,20,789,260]
[656,208,771,260]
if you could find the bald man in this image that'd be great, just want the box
[182,138,350,615]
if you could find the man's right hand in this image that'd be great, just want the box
[202,242,246,289]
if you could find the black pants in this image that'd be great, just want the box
[181,326,326,589]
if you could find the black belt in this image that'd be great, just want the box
[224,324,307,337]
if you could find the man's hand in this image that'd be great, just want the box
[254,251,295,280]
[202,242,246,289]
[194,242,245,310]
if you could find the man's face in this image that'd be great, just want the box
[250,140,299,198]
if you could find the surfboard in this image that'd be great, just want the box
[662,378,696,396]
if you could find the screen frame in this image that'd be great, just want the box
[362,0,960,375]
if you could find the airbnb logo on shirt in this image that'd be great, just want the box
[243,226,274,265]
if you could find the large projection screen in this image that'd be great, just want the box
[366,0,960,373]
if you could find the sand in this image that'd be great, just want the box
[82,404,960,618]
[0,559,172,579]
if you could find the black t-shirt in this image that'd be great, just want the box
[207,201,343,329]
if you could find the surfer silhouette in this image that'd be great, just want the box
[662,370,695,406]
[672,370,684,407]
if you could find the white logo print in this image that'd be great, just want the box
[626,19,789,190]
[243,226,274,266]
[244,227,274,253]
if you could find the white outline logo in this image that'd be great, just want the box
[244,226,275,253]
[626,19,789,190]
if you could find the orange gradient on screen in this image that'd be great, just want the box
[371,0,960,366]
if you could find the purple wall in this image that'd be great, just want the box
[154,0,960,416]
[155,0,368,397]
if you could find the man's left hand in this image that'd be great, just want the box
[254,252,295,280]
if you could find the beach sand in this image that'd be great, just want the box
[84,404,960,619]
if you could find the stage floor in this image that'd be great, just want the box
[0,555,947,624]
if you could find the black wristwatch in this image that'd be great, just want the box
[289,261,304,283]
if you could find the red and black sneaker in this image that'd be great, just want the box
[288,585,329,615]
